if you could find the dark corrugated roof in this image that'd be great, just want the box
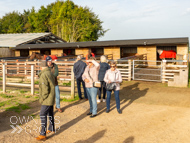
[14,37,189,50]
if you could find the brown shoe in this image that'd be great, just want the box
[46,130,55,134]
[57,108,63,113]
[35,135,46,141]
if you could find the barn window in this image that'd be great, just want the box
[91,48,104,55]
[63,49,75,56]
[20,49,29,57]
[121,47,137,58]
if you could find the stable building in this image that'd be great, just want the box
[13,37,189,61]
[0,33,65,57]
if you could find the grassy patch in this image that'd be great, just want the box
[0,101,6,107]
[0,93,14,98]
[62,96,79,102]
[34,96,39,99]
[6,106,20,113]
[25,95,31,98]
[63,81,71,86]
[20,90,28,94]
[20,104,30,110]
[35,81,39,84]
[5,103,30,113]
[35,91,39,94]
[0,99,15,107]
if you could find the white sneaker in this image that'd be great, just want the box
[97,99,101,103]
[102,99,106,102]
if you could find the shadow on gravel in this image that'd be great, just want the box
[120,82,149,111]
[123,136,135,143]
[74,129,107,143]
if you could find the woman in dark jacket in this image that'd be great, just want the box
[97,55,110,102]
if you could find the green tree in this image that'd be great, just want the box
[0,0,107,41]
[0,11,24,33]
[48,0,107,42]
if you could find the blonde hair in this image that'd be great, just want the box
[100,55,107,63]
[77,55,82,60]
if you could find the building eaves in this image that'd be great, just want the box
[14,37,189,50]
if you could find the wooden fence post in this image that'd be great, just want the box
[128,60,131,81]
[162,60,166,83]
[25,62,27,75]
[31,65,34,95]
[70,66,75,99]
[3,63,6,93]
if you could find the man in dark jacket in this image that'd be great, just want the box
[36,61,55,141]
[74,55,88,100]
[46,56,63,113]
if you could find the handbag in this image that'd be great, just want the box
[106,72,116,91]
[88,69,101,88]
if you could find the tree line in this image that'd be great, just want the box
[0,0,107,42]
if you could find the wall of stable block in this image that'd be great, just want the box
[177,44,188,60]
[51,49,63,56]
[15,44,188,60]
[29,50,40,56]
[75,48,90,58]
[15,50,20,57]
[104,47,120,60]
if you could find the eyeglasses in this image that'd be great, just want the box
[111,66,116,68]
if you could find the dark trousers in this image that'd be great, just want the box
[40,105,55,136]
[98,81,106,99]
[77,79,88,99]
[106,90,120,110]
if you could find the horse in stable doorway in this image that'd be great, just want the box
[157,49,176,60]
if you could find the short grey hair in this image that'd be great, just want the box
[77,55,82,60]
[100,55,107,63]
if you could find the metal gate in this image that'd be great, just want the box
[132,60,162,82]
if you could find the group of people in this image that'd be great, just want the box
[74,54,122,118]
[35,52,123,141]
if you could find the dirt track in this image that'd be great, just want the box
[1,81,190,143]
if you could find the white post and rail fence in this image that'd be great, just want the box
[0,58,189,96]
[1,61,75,99]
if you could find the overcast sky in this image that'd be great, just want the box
[0,0,190,41]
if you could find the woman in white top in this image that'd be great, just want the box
[104,61,122,114]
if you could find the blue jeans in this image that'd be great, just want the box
[86,87,98,115]
[55,85,60,109]
[98,81,106,99]
[106,90,120,110]
[77,79,87,99]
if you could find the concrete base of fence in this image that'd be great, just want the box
[168,68,188,87]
